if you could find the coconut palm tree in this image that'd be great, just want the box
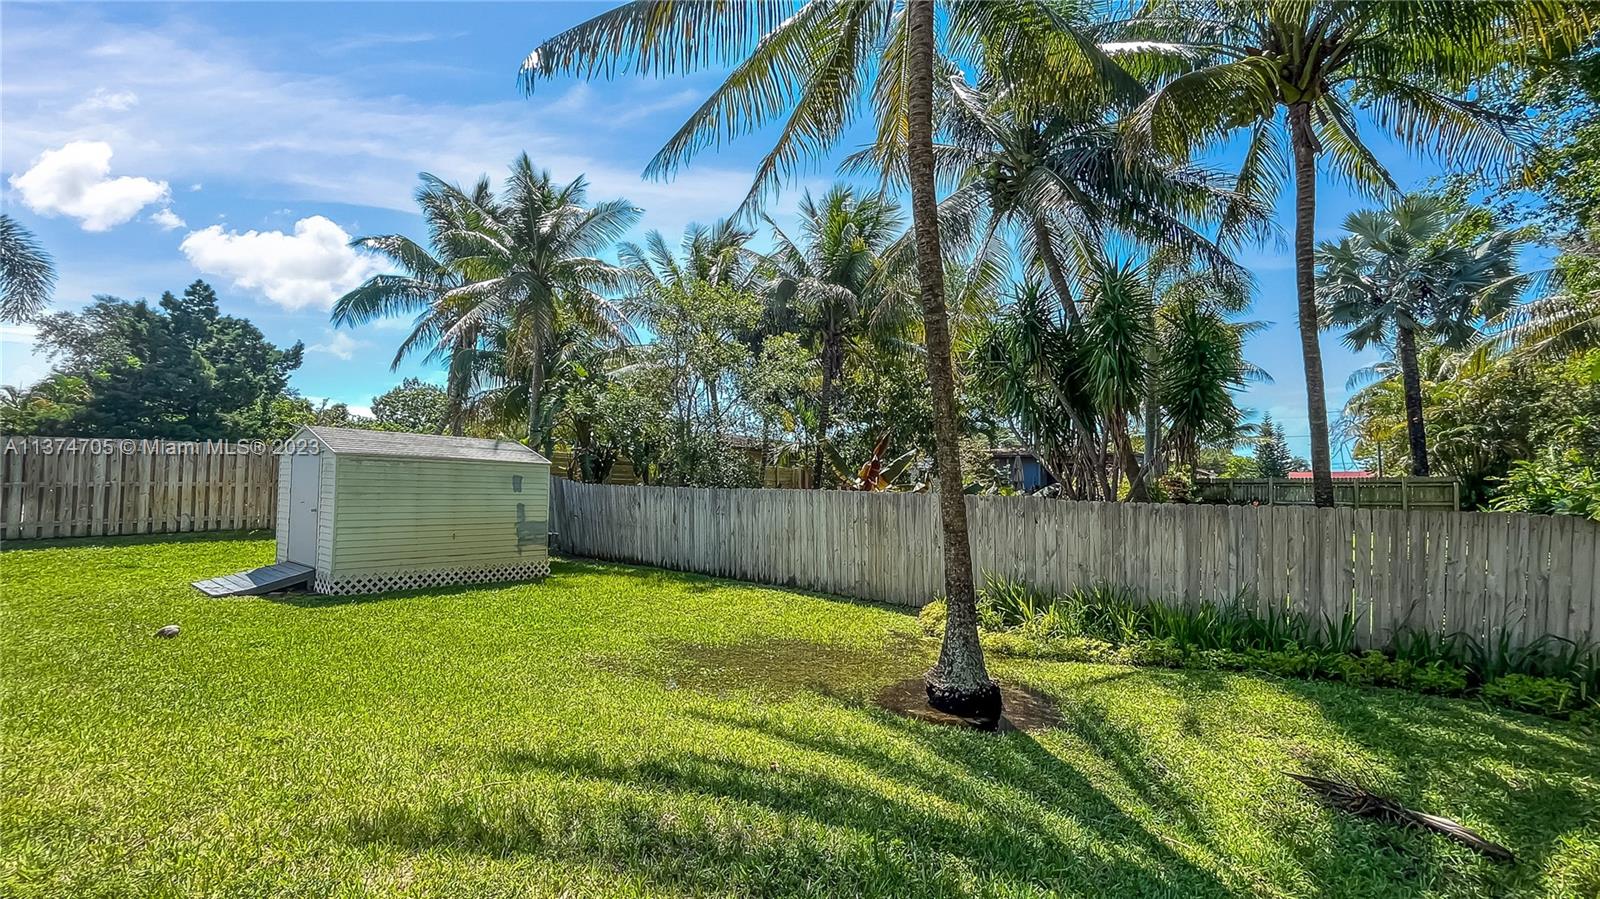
[520,0,1139,719]
[0,214,56,325]
[1131,1,1592,505]
[1318,195,1524,475]
[1485,235,1600,359]
[756,185,908,487]
[854,76,1267,321]
[334,176,489,435]
[619,218,756,293]
[453,156,638,451]
[340,156,638,449]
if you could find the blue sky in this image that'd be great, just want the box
[0,2,1496,461]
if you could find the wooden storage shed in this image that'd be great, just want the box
[276,426,551,594]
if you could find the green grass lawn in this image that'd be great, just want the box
[3,534,1597,898]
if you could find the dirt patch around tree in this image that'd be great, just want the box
[874,676,1062,733]
[598,633,1061,733]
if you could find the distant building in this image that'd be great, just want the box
[1286,470,1373,480]
[990,447,1056,493]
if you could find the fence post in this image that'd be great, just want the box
[1401,475,1409,512]
[1266,477,1274,506]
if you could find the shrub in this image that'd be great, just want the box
[921,577,1587,720]
[1481,674,1579,716]
[1490,446,1600,521]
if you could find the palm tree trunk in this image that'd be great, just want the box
[1031,215,1079,325]
[526,333,544,450]
[1395,325,1430,476]
[907,0,999,724]
[812,332,840,489]
[1288,104,1335,508]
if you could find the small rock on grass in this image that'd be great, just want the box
[155,624,180,638]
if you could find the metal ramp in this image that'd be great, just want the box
[192,562,314,597]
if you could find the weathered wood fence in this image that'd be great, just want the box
[553,480,1598,650]
[2,437,278,539]
[1194,476,1460,510]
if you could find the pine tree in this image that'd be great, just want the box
[1253,415,1296,479]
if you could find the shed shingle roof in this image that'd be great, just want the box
[300,427,548,464]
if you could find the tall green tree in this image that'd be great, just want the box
[371,377,451,433]
[1253,414,1296,479]
[334,176,488,436]
[0,214,55,324]
[620,218,756,293]
[758,185,908,487]
[1318,195,1524,475]
[338,157,638,449]
[1133,1,1591,506]
[16,281,303,438]
[518,1,1148,719]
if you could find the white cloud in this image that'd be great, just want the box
[179,215,384,311]
[0,9,755,241]
[8,140,171,231]
[0,323,51,389]
[324,31,465,53]
[307,331,366,360]
[150,207,185,230]
[71,88,139,114]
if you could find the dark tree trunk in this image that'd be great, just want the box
[812,331,841,489]
[1111,417,1148,502]
[1288,104,1335,508]
[907,0,999,723]
[1031,214,1079,325]
[1395,325,1430,476]
[526,331,544,449]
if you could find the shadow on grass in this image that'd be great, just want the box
[348,703,1247,898]
[338,651,1593,896]
[1275,679,1600,891]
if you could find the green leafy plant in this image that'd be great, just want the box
[946,576,1594,720]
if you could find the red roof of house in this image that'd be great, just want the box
[1286,471,1373,479]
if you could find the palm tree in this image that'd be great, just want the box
[520,1,1136,720]
[1485,235,1600,359]
[757,185,907,487]
[1318,195,1524,475]
[341,156,638,449]
[1132,1,1592,505]
[0,214,56,324]
[1155,283,1269,476]
[619,218,756,293]
[856,76,1266,321]
[455,156,638,451]
[334,176,486,435]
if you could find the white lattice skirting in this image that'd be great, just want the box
[314,559,550,595]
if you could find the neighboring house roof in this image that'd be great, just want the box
[299,426,549,464]
[1286,470,1373,479]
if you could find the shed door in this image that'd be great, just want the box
[285,451,320,565]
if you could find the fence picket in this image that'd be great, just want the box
[2,439,278,540]
[550,481,1597,651]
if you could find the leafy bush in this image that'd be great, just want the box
[1481,674,1579,716]
[927,575,1593,720]
[1490,446,1600,520]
